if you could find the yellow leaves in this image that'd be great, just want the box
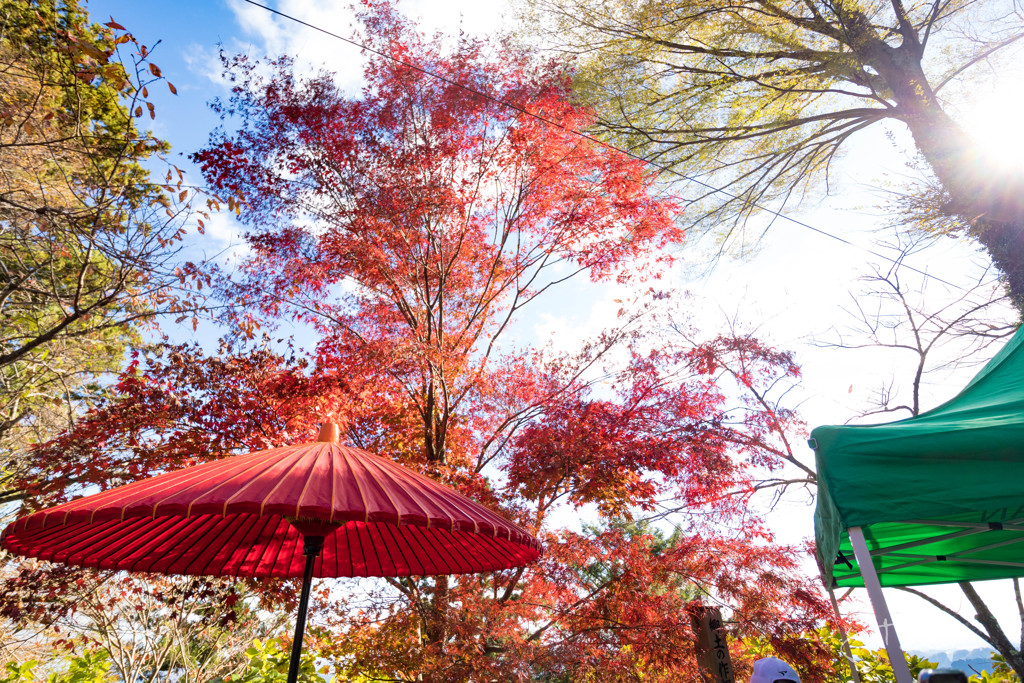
[237,316,262,340]
[0,2,202,471]
[72,39,110,65]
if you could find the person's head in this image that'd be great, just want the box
[750,657,800,683]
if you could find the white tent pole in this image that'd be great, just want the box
[849,526,914,683]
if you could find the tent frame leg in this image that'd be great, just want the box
[849,526,913,683]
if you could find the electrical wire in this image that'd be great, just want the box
[238,0,965,291]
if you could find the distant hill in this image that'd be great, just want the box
[914,648,1000,676]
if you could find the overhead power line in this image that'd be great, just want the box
[238,0,963,291]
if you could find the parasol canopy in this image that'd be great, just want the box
[2,423,542,683]
[2,423,541,578]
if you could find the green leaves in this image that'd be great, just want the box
[209,638,322,683]
[0,650,115,683]
[0,661,38,683]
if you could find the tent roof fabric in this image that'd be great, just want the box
[2,441,541,579]
[812,328,1024,588]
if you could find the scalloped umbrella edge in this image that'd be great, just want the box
[1,423,542,683]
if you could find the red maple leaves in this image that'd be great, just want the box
[10,2,845,680]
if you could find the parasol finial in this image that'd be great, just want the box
[316,422,340,443]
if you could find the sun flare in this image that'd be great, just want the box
[959,68,1024,176]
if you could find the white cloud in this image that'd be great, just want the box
[201,208,251,268]
[223,0,366,94]
[229,0,289,53]
[403,0,511,37]
[214,0,514,96]
[182,42,231,87]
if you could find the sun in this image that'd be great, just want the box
[958,65,1024,176]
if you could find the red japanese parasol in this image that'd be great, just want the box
[1,423,541,682]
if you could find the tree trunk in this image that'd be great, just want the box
[971,218,1024,312]
[900,105,1024,310]
[419,575,451,683]
[960,581,1024,678]
[852,17,1024,309]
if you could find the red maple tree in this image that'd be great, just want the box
[11,2,844,680]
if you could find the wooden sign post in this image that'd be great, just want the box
[687,601,736,683]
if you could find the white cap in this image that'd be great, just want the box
[750,657,800,683]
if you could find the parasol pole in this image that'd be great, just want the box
[848,526,912,683]
[288,534,325,683]
[286,423,339,682]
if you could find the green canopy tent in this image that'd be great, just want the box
[811,327,1024,683]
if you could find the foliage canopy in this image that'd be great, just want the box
[0,0,203,506]
[520,0,1024,302]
